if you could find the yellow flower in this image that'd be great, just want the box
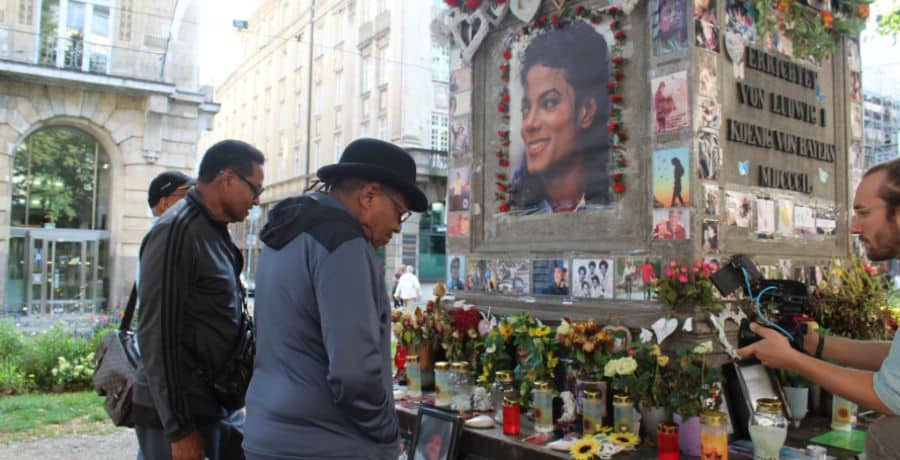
[615,357,638,376]
[499,323,513,339]
[609,431,640,447]
[650,345,662,356]
[657,355,670,367]
[597,425,613,434]
[528,325,551,337]
[604,360,618,378]
[569,436,601,460]
[692,340,713,354]
[546,352,559,370]
[556,320,571,336]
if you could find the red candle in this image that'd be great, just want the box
[502,398,520,436]
[658,422,679,460]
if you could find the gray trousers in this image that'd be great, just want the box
[136,410,245,460]
[865,415,900,460]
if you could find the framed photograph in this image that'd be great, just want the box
[532,259,570,296]
[409,404,463,460]
[572,258,614,299]
[651,71,690,134]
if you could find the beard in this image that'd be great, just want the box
[864,222,900,261]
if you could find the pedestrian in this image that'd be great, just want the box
[391,264,407,308]
[135,170,194,460]
[394,265,422,310]
[243,138,427,460]
[738,158,900,458]
[133,139,265,460]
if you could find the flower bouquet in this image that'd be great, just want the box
[555,318,613,376]
[812,257,896,340]
[441,304,487,368]
[507,313,560,407]
[655,260,720,312]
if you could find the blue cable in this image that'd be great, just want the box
[740,268,796,342]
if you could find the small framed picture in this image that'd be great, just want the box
[409,405,463,460]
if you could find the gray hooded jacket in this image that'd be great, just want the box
[243,192,399,459]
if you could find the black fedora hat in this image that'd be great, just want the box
[317,138,428,212]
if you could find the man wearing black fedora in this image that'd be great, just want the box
[243,138,427,460]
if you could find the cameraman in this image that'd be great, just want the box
[738,159,900,458]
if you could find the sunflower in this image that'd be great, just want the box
[609,432,640,447]
[569,436,601,460]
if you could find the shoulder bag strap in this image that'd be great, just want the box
[121,230,153,332]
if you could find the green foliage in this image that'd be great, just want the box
[0,359,36,395]
[604,343,672,408]
[666,344,722,418]
[18,323,92,391]
[477,326,513,386]
[50,353,95,390]
[753,0,870,63]
[507,314,560,408]
[878,5,900,35]
[0,320,24,362]
[655,260,720,312]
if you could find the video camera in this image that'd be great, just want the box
[710,254,813,352]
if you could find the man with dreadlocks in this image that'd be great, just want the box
[242,138,428,460]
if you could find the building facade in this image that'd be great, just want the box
[0,0,217,316]
[201,0,450,285]
[863,92,900,168]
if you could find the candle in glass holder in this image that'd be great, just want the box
[405,355,421,400]
[532,381,553,433]
[502,397,521,436]
[613,394,634,434]
[582,390,605,435]
[701,411,728,460]
[434,361,450,407]
[657,422,679,460]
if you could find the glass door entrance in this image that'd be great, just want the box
[5,227,108,316]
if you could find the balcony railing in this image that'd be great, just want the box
[0,28,166,82]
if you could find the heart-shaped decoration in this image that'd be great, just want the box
[682,317,694,332]
[651,317,678,345]
[639,328,653,343]
[709,307,747,359]
[450,8,489,63]
[551,0,567,10]
[603,325,632,353]
[483,0,508,27]
[511,0,540,23]
[724,31,745,64]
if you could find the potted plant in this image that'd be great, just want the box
[621,343,672,439]
[655,260,721,313]
[667,341,722,456]
[780,369,811,427]
[507,313,560,408]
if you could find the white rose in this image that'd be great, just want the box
[616,357,638,375]
[556,320,571,336]
[604,360,618,378]
[693,340,713,354]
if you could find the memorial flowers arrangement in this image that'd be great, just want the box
[812,257,896,340]
[478,315,513,385]
[605,343,671,408]
[391,301,444,348]
[508,313,560,407]
[441,304,485,366]
[654,260,720,312]
[555,318,613,375]
[666,341,723,418]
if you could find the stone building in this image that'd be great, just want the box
[863,92,900,168]
[200,0,450,285]
[0,0,217,315]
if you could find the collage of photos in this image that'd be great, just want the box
[506,18,614,214]
[720,188,838,240]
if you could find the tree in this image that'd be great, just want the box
[878,5,900,35]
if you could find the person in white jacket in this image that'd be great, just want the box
[394,265,421,310]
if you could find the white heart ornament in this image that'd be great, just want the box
[639,328,653,343]
[652,317,678,345]
[511,0,541,23]
[450,8,489,63]
[682,317,694,332]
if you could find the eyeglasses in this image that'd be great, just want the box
[383,191,412,223]
[236,173,263,198]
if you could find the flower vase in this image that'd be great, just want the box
[417,340,436,391]
[673,413,702,456]
[783,386,809,428]
[641,405,668,442]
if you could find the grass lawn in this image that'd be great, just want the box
[0,391,118,443]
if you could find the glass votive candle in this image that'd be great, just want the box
[405,355,421,400]
[434,361,450,407]
[830,395,857,432]
[613,394,634,434]
[502,397,521,436]
[582,390,605,435]
[532,381,553,433]
[700,410,728,460]
[658,422,680,460]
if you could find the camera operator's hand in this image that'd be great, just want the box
[736,323,803,368]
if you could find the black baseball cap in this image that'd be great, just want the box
[148,171,195,207]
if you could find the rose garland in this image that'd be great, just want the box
[443,0,507,13]
[495,5,629,213]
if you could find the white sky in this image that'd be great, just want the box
[198,0,260,87]
[861,0,900,97]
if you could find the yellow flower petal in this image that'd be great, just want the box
[569,436,601,460]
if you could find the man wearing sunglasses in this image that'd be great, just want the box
[244,138,427,460]
[134,139,265,460]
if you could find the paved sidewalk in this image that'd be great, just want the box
[0,428,138,460]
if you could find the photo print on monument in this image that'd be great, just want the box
[777,198,794,237]
[756,196,775,239]
[815,205,836,235]
[447,212,470,237]
[466,259,498,293]
[450,66,472,93]
[725,0,757,44]
[532,259,570,296]
[696,97,722,131]
[652,71,691,134]
[450,117,470,156]
[615,256,643,300]
[572,258,615,299]
[652,207,691,240]
[697,50,719,99]
[447,255,466,291]
[651,0,689,56]
[793,203,817,236]
[702,219,720,252]
[448,165,472,212]
[704,184,721,216]
[653,147,691,208]
[638,257,663,301]
[496,259,531,296]
[697,131,721,180]
[694,0,720,53]
[725,190,753,228]
[506,18,614,214]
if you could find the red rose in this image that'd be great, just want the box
[551,15,559,25]
[501,75,509,82]
[617,155,628,166]
[503,49,512,60]
[606,82,617,91]
[499,63,509,72]
[615,70,625,81]
[496,173,506,180]
[502,92,510,103]
[576,5,584,14]
[609,6,619,14]
[614,182,626,193]
[608,121,619,132]
[497,130,506,138]
[612,55,624,64]
[445,0,461,7]
[610,20,619,29]
[540,15,547,24]
[497,183,507,192]
[499,159,510,167]
[497,103,506,112]
[615,30,626,39]
[464,0,481,9]
[611,94,623,103]
[590,16,600,24]
[612,172,623,181]
[498,202,510,212]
